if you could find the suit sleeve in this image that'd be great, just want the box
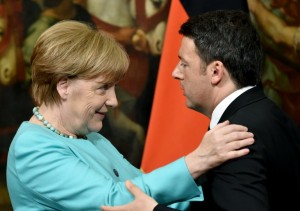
[154,204,179,211]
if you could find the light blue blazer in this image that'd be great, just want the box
[7,122,203,210]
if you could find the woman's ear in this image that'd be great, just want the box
[210,61,225,85]
[57,78,69,100]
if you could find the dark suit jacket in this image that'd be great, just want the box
[191,87,300,211]
[154,205,179,211]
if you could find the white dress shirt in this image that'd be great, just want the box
[210,86,254,129]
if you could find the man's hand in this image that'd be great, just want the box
[101,180,158,211]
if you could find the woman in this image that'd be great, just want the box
[6,20,254,210]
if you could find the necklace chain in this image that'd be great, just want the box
[33,107,76,139]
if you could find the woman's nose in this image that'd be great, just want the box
[106,89,118,108]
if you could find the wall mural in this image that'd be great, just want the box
[0,0,299,209]
[248,0,300,125]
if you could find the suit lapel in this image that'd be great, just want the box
[219,87,266,123]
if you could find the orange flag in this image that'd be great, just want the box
[141,0,210,173]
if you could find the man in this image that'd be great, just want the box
[102,10,300,211]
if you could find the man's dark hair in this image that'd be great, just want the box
[179,10,264,87]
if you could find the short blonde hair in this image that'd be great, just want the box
[31,20,129,106]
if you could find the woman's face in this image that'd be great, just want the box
[61,74,118,136]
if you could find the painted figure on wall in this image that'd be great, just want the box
[22,0,95,85]
[0,0,24,86]
[0,0,26,166]
[247,0,300,126]
[0,0,28,209]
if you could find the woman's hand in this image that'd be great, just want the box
[185,120,254,179]
[101,180,158,211]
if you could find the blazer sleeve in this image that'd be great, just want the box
[10,130,203,210]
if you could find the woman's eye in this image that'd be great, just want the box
[96,84,109,94]
[100,84,109,90]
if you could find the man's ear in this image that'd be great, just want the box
[210,61,225,85]
[57,78,69,100]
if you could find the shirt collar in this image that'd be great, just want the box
[210,86,254,129]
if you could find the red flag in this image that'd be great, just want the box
[141,0,209,172]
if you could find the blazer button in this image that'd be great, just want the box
[113,169,119,177]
